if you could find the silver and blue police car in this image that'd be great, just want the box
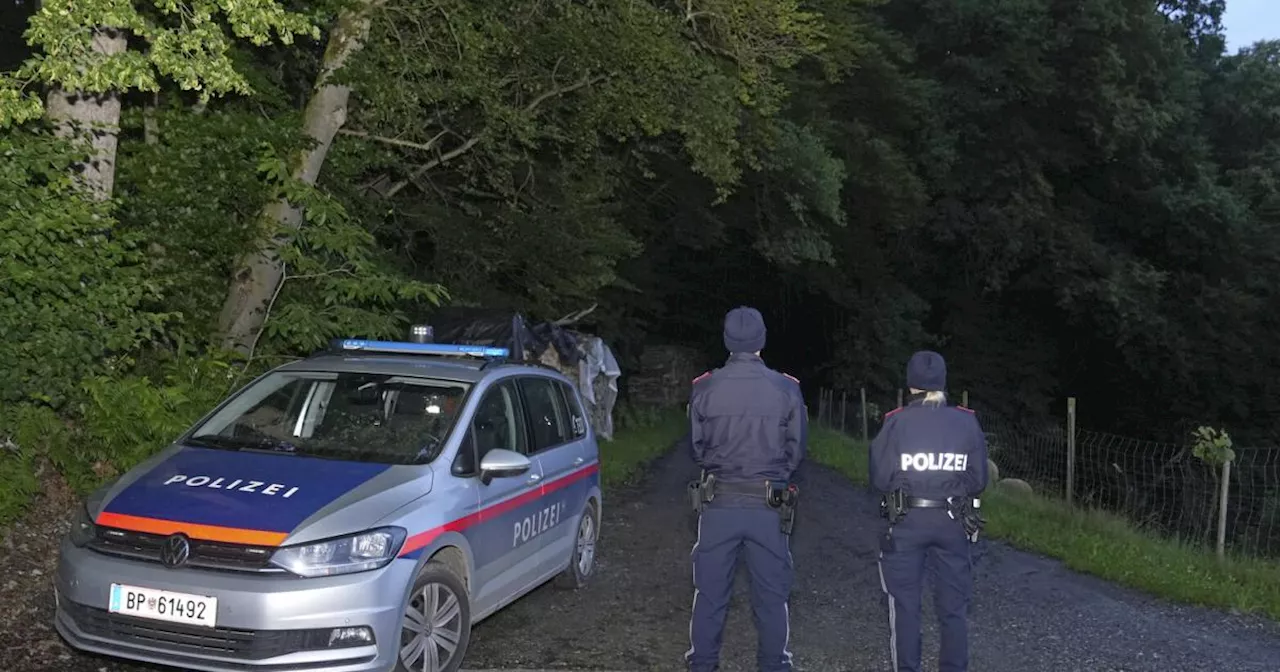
[54,336,603,672]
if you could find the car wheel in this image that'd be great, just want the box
[397,561,471,672]
[555,502,598,590]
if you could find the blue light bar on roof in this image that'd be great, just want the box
[336,339,510,358]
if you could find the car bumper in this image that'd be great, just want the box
[54,537,416,672]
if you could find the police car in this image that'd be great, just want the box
[54,335,603,672]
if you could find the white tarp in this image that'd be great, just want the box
[575,335,621,440]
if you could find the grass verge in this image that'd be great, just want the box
[599,405,688,488]
[807,424,1280,621]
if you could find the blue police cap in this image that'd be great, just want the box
[906,350,946,391]
[723,306,767,353]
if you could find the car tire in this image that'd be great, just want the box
[397,560,471,672]
[555,501,598,590]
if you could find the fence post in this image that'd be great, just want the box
[840,391,847,433]
[897,388,903,408]
[962,390,969,408]
[1216,458,1232,561]
[860,387,868,442]
[1066,397,1076,507]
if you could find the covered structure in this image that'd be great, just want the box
[429,307,623,440]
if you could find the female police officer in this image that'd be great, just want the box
[869,350,988,672]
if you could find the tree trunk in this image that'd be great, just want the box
[217,5,376,354]
[45,29,128,202]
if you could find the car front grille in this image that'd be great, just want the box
[60,600,363,661]
[87,526,280,573]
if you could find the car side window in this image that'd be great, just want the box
[557,381,588,439]
[520,377,570,452]
[471,380,529,462]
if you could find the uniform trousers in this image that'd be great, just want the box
[685,495,794,672]
[878,508,974,672]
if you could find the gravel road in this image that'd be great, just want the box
[6,437,1280,671]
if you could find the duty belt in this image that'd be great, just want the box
[904,497,948,509]
[714,481,768,496]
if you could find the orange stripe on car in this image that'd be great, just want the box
[95,512,289,547]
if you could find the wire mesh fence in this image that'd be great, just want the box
[813,386,1280,560]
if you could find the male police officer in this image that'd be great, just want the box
[685,306,807,672]
[870,350,988,672]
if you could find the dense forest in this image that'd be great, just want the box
[1,0,1278,510]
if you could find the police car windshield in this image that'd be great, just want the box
[187,371,469,465]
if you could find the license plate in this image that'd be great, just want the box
[109,583,218,627]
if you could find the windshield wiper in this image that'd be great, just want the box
[186,434,298,454]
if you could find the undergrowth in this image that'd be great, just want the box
[806,424,1280,622]
[0,352,251,526]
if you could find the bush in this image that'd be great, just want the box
[0,351,241,524]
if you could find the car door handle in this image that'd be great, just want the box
[527,473,542,484]
[573,457,584,466]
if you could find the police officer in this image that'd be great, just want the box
[870,350,988,672]
[685,306,807,672]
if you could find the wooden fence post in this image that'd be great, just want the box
[860,387,869,442]
[962,390,969,408]
[1066,397,1077,506]
[1217,458,1232,561]
[897,388,903,408]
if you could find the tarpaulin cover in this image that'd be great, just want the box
[429,307,582,366]
[427,307,620,439]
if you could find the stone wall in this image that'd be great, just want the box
[628,345,707,408]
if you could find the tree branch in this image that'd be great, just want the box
[524,73,606,113]
[380,73,606,199]
[339,128,450,152]
[383,136,483,198]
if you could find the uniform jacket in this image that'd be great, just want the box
[869,396,989,500]
[688,353,807,483]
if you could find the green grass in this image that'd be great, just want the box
[807,424,1280,621]
[599,405,689,488]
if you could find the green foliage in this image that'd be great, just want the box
[0,351,236,523]
[114,106,302,342]
[254,142,449,352]
[0,0,319,125]
[1191,426,1235,465]
[0,129,168,406]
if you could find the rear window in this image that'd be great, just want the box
[186,371,469,465]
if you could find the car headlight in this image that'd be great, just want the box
[269,527,406,578]
[68,505,98,547]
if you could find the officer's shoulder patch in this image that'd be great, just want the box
[691,370,713,384]
[956,405,976,414]
[781,372,800,385]
[883,407,904,420]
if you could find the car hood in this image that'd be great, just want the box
[96,444,432,547]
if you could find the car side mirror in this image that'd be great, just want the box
[479,449,531,484]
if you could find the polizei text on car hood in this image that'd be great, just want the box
[94,445,428,547]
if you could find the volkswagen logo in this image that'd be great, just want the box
[160,534,191,568]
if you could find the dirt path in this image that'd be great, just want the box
[5,438,1280,671]
[462,437,1280,672]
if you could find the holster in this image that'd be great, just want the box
[880,489,907,525]
[687,471,716,514]
[947,496,986,543]
[767,482,799,535]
